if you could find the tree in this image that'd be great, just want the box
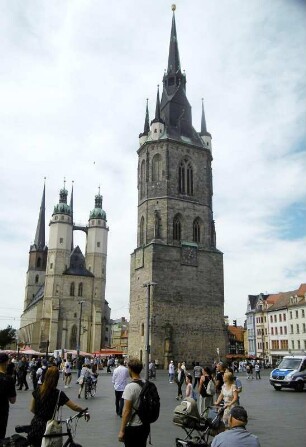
[0,325,16,349]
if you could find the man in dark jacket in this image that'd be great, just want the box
[0,354,16,439]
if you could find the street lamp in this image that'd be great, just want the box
[143,281,157,381]
[77,300,85,358]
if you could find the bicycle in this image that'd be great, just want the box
[0,408,89,447]
[84,376,96,399]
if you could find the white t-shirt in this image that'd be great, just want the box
[122,381,143,426]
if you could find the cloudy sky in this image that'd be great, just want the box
[0,0,305,331]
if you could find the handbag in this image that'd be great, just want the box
[41,391,62,447]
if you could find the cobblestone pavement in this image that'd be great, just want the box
[6,368,306,446]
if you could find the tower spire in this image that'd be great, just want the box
[151,85,164,125]
[33,179,46,249]
[70,181,74,251]
[167,4,181,75]
[200,98,207,135]
[139,99,150,138]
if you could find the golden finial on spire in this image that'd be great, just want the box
[172,4,176,12]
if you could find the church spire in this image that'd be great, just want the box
[151,85,164,125]
[70,181,74,251]
[139,99,150,138]
[167,5,181,76]
[33,179,46,250]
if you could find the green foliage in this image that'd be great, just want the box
[0,325,16,349]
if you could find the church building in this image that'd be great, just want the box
[19,182,109,353]
[129,7,227,367]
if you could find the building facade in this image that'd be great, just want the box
[129,8,226,368]
[19,183,109,353]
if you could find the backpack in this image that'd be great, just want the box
[135,380,160,424]
[206,379,216,396]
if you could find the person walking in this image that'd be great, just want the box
[17,356,29,390]
[255,362,261,380]
[175,363,185,400]
[168,360,175,383]
[112,358,129,416]
[0,353,16,440]
[118,358,150,447]
[64,359,72,388]
[215,362,225,397]
[28,366,89,447]
[211,406,261,447]
[214,372,238,428]
[77,363,91,399]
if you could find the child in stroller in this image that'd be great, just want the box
[173,397,225,446]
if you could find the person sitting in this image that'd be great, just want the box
[211,406,261,446]
[28,366,89,447]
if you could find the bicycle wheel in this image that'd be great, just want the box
[84,383,89,399]
[91,382,96,397]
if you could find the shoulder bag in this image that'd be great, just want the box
[41,391,63,447]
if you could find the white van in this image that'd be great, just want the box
[269,355,306,392]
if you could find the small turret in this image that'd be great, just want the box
[150,85,165,140]
[139,99,150,146]
[199,98,212,152]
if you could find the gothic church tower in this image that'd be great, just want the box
[19,182,109,353]
[129,8,226,367]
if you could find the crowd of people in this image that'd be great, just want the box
[0,351,262,447]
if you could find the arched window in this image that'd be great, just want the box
[152,154,162,181]
[140,216,145,246]
[37,257,41,268]
[35,274,39,284]
[173,216,181,241]
[70,282,75,296]
[70,324,77,350]
[141,323,144,336]
[193,219,201,243]
[179,159,193,195]
[78,282,83,297]
[140,159,146,198]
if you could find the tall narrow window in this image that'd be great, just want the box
[193,219,201,243]
[70,282,75,296]
[70,324,77,350]
[140,160,146,199]
[152,154,162,181]
[179,159,193,195]
[37,257,41,268]
[78,282,83,297]
[173,216,181,241]
[140,216,145,246]
[35,274,39,284]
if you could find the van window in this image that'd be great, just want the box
[278,358,301,370]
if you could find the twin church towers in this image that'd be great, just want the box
[20,7,226,363]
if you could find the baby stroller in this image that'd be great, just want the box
[173,398,225,446]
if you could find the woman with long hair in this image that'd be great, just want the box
[28,366,89,447]
[198,366,214,415]
[214,371,238,428]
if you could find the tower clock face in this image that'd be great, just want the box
[181,246,197,266]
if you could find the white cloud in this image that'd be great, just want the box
[0,0,305,329]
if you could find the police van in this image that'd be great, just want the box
[269,355,306,392]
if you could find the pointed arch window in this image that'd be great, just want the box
[78,282,83,297]
[140,216,145,246]
[152,154,162,181]
[70,324,77,350]
[140,159,146,199]
[193,219,201,243]
[37,257,41,268]
[70,282,75,296]
[173,216,182,241]
[35,274,39,284]
[179,159,193,195]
